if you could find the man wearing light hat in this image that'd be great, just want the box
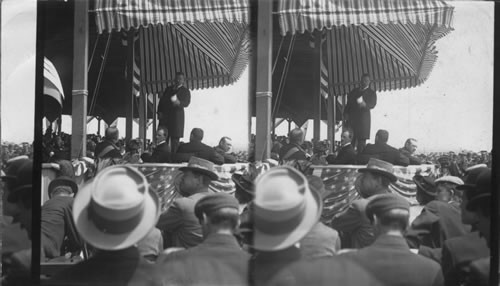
[406,174,468,250]
[250,166,321,284]
[154,193,249,285]
[157,156,219,249]
[331,158,397,249]
[434,175,464,206]
[48,165,160,285]
[343,194,444,286]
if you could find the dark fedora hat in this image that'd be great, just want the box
[466,169,491,211]
[231,164,260,194]
[179,157,218,180]
[413,175,436,197]
[358,158,397,183]
[48,176,78,197]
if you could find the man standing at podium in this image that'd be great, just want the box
[158,72,191,153]
[344,73,377,153]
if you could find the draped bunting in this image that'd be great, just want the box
[129,163,435,220]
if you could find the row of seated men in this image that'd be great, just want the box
[1,153,490,285]
[278,127,422,166]
[94,126,238,166]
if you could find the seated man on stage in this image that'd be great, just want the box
[326,128,356,165]
[357,129,409,166]
[399,138,422,165]
[175,128,224,165]
[279,128,308,162]
[213,136,237,164]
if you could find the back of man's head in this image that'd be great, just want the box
[190,128,204,142]
[366,194,410,235]
[288,128,304,144]
[195,193,240,236]
[105,127,120,142]
[375,129,389,144]
[373,209,410,234]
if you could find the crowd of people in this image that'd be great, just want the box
[1,128,493,285]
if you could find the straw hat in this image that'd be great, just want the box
[179,157,218,180]
[434,176,464,186]
[73,165,159,250]
[357,158,397,183]
[253,166,320,251]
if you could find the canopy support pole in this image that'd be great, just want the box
[313,30,322,141]
[255,0,272,161]
[125,30,135,142]
[153,93,157,144]
[139,91,147,149]
[70,0,88,159]
[327,95,334,152]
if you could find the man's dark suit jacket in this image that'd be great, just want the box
[406,201,469,249]
[156,192,207,249]
[155,233,249,285]
[47,247,156,285]
[442,231,490,286]
[326,144,356,165]
[175,141,224,165]
[151,142,171,163]
[330,198,375,249]
[344,234,444,286]
[94,140,122,159]
[279,143,307,161]
[357,142,409,166]
[214,146,238,163]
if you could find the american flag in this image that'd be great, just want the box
[128,163,435,220]
[130,163,248,212]
[311,164,436,224]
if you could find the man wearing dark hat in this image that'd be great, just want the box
[1,158,33,286]
[331,158,397,248]
[406,175,468,250]
[41,176,83,261]
[441,167,490,286]
[343,194,444,286]
[450,168,491,285]
[154,193,249,285]
[157,157,219,249]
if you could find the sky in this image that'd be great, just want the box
[1,1,494,153]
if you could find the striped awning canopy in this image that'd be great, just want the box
[273,0,454,110]
[138,22,250,92]
[94,0,250,91]
[278,0,454,36]
[43,57,65,122]
[95,0,249,33]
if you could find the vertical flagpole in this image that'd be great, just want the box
[313,30,322,141]
[125,29,135,142]
[153,93,157,144]
[255,0,272,161]
[71,0,88,159]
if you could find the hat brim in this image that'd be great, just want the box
[253,186,320,251]
[179,166,218,181]
[73,182,160,251]
[232,173,253,194]
[49,178,78,196]
[357,168,397,183]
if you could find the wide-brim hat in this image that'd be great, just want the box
[73,165,159,251]
[231,163,260,195]
[48,176,78,197]
[457,165,489,191]
[253,166,320,251]
[358,158,397,183]
[1,156,30,183]
[413,175,436,196]
[6,159,33,203]
[434,176,464,186]
[179,156,218,180]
